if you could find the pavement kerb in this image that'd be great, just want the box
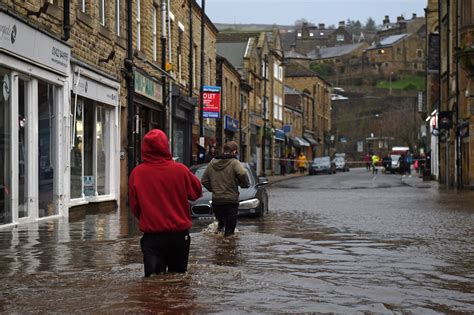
[267,173,307,185]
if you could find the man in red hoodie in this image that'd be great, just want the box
[129,129,202,277]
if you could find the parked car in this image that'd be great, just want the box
[309,157,336,175]
[189,163,269,219]
[389,154,402,174]
[332,156,350,172]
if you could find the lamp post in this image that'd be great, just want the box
[389,72,394,96]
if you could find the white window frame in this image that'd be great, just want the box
[99,0,105,25]
[337,34,345,42]
[136,0,141,51]
[115,0,121,36]
[273,62,279,80]
[80,0,86,13]
[297,32,302,37]
[152,6,157,61]
[273,95,278,120]
[278,66,283,81]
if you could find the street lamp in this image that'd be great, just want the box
[389,72,394,96]
[261,54,268,177]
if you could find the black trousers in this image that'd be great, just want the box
[212,204,239,237]
[140,231,190,277]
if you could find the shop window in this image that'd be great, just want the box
[0,68,12,224]
[18,79,28,218]
[71,96,113,199]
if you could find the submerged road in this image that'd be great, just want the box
[1,168,473,313]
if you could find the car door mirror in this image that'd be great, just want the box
[257,177,269,186]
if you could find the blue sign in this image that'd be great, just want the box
[283,124,292,134]
[203,86,221,93]
[224,115,239,132]
[275,129,285,141]
[203,111,220,118]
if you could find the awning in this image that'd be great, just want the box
[290,136,310,147]
[274,129,285,141]
[304,134,318,146]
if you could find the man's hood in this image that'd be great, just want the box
[210,154,236,171]
[141,129,172,163]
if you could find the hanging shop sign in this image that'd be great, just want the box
[202,86,221,118]
[134,71,163,103]
[0,12,70,75]
[224,115,239,132]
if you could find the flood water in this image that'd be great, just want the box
[1,169,473,313]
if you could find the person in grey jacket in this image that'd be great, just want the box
[201,141,250,236]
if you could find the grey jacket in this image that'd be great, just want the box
[201,155,250,205]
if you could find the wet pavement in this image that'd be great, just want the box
[1,168,474,313]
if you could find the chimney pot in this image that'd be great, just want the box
[338,21,345,28]
[412,13,417,19]
[318,23,325,29]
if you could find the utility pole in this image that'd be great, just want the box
[262,54,268,176]
[160,0,168,145]
[125,0,135,174]
[198,0,206,163]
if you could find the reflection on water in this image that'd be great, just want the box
[0,181,473,313]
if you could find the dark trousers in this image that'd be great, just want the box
[213,204,238,237]
[140,231,190,277]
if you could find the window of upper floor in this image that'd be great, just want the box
[416,49,423,58]
[336,34,345,42]
[297,32,302,37]
[461,0,474,26]
[99,0,105,25]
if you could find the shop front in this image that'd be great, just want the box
[69,63,121,210]
[172,84,196,166]
[0,11,70,226]
[304,132,318,160]
[273,129,285,175]
[224,115,239,143]
[250,114,263,175]
[133,70,164,164]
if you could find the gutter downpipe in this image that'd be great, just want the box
[455,0,462,188]
[126,0,135,175]
[63,0,70,41]
[167,0,173,154]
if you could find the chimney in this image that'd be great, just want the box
[302,22,308,29]
[412,13,417,19]
[383,15,390,25]
[318,23,325,29]
[397,15,405,22]
[338,21,345,28]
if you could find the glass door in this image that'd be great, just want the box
[0,67,12,225]
[18,78,29,218]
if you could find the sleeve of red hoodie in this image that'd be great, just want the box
[128,171,141,219]
[185,168,203,201]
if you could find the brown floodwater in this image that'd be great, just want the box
[0,169,473,313]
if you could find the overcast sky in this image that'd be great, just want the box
[205,0,427,26]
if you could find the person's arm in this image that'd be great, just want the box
[201,167,212,192]
[187,169,203,201]
[128,172,141,219]
[234,161,250,188]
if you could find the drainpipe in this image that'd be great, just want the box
[125,0,135,175]
[198,0,206,163]
[189,0,194,98]
[455,0,461,188]
[63,0,70,41]
[161,0,167,135]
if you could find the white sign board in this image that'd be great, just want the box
[72,67,119,106]
[0,12,71,75]
[357,141,364,152]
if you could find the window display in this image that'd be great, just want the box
[0,68,12,224]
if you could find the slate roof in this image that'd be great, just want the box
[285,49,310,59]
[217,31,262,43]
[367,33,409,50]
[216,42,249,69]
[284,85,302,95]
[285,62,318,78]
[309,43,365,60]
[280,32,297,51]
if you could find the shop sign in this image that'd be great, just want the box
[73,68,119,106]
[274,129,285,141]
[134,71,163,103]
[202,86,221,118]
[283,124,292,134]
[250,114,263,127]
[0,12,70,75]
[224,115,239,132]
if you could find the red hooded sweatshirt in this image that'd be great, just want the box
[128,129,202,233]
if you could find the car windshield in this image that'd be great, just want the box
[391,155,401,162]
[313,157,330,165]
[192,165,255,186]
[334,157,345,163]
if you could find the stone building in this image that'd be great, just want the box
[285,62,332,156]
[364,30,426,77]
[292,21,352,54]
[0,0,124,226]
[437,0,474,188]
[379,14,426,40]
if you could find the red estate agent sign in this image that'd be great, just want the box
[202,86,221,118]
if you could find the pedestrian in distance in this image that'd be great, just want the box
[371,153,380,174]
[129,129,202,277]
[364,154,371,171]
[297,152,308,174]
[204,145,217,163]
[201,141,250,237]
[279,156,286,176]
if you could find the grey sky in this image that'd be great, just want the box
[205,0,427,26]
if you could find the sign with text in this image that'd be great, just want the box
[0,12,71,75]
[134,71,163,103]
[202,86,221,118]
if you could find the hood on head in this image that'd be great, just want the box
[142,129,172,162]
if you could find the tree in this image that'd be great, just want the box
[310,62,334,78]
[294,18,314,28]
[365,17,377,31]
